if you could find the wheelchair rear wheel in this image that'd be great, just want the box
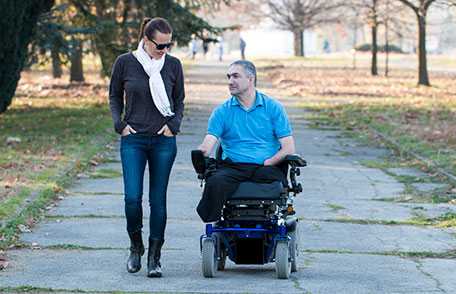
[275,241,291,279]
[202,237,216,278]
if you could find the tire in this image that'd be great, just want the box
[289,229,299,272]
[275,241,291,279]
[202,237,216,278]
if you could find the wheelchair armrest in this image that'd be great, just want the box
[191,150,207,175]
[284,154,307,167]
[283,154,306,195]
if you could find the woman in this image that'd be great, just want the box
[109,17,184,278]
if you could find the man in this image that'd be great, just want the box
[240,37,246,60]
[196,60,295,222]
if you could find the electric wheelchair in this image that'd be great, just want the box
[191,149,306,279]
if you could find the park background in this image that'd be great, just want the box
[1,1,456,291]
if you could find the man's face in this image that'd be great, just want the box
[227,65,253,96]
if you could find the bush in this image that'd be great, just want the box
[355,43,404,53]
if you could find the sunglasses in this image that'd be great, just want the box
[149,39,173,50]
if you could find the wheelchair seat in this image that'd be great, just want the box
[228,181,283,200]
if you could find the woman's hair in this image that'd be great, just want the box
[138,17,173,41]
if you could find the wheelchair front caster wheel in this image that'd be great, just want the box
[202,237,216,278]
[275,241,291,279]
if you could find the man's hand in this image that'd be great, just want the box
[263,158,274,166]
[263,136,295,166]
[121,125,137,136]
[157,124,174,137]
[198,134,218,157]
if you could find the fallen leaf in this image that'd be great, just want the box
[0,257,8,270]
[31,242,41,250]
[18,224,31,233]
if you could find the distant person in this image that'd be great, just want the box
[323,39,330,53]
[202,38,210,59]
[240,37,246,60]
[190,34,197,60]
[109,17,185,278]
[217,36,224,62]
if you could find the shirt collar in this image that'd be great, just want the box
[230,91,264,110]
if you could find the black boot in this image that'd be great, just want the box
[147,239,164,278]
[127,231,145,273]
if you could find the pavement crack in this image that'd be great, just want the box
[362,169,382,199]
[290,275,311,293]
[414,259,446,293]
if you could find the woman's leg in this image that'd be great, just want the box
[147,135,177,240]
[120,135,148,234]
[146,135,176,277]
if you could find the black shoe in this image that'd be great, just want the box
[147,239,164,278]
[127,231,145,273]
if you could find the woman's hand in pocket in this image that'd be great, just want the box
[157,124,174,137]
[121,125,137,136]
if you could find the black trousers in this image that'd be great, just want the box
[196,161,286,222]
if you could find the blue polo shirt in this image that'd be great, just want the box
[207,91,292,164]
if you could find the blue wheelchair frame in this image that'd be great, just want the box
[201,222,290,265]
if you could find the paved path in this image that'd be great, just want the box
[1,61,456,293]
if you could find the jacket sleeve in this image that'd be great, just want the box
[167,59,185,135]
[108,56,127,134]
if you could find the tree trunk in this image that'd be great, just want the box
[385,18,389,76]
[0,0,54,113]
[417,13,430,86]
[293,30,304,57]
[94,25,120,77]
[384,0,390,77]
[371,24,378,76]
[51,45,62,78]
[70,40,84,82]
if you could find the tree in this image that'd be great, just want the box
[396,0,456,86]
[29,2,95,82]
[27,5,68,78]
[369,0,380,75]
[70,0,222,77]
[346,0,409,76]
[263,0,344,56]
[0,0,54,114]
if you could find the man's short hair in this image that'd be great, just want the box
[230,60,257,86]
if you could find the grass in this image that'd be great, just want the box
[302,248,456,259]
[325,202,346,212]
[302,211,456,228]
[89,168,122,179]
[409,212,456,228]
[0,69,116,249]
[263,58,456,210]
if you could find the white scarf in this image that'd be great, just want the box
[132,40,174,117]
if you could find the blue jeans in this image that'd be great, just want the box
[120,134,177,240]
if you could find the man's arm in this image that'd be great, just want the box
[198,134,219,157]
[263,136,295,166]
